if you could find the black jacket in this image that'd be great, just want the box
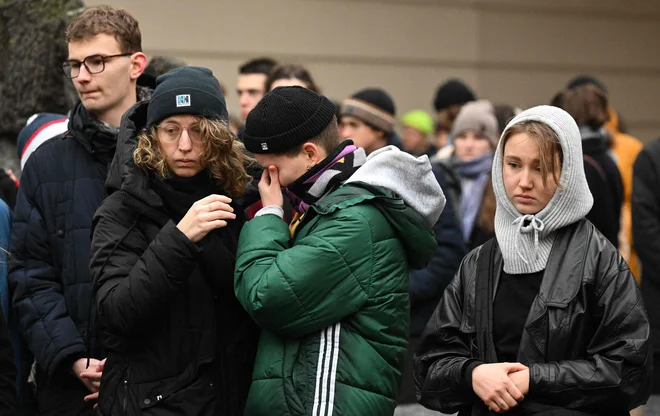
[0,305,17,415]
[8,101,118,415]
[415,220,652,415]
[90,101,258,416]
[632,138,660,393]
[582,138,623,248]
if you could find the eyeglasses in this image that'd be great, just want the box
[156,124,204,144]
[61,53,133,79]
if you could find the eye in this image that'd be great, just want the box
[70,62,81,70]
[190,125,202,136]
[87,56,104,67]
[507,162,518,168]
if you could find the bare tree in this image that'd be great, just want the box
[0,0,83,172]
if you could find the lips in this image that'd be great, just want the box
[514,194,535,203]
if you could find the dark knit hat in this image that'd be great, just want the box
[242,86,336,154]
[146,66,228,128]
[341,88,396,133]
[566,75,608,92]
[433,79,476,111]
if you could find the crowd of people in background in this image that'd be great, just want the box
[0,5,658,416]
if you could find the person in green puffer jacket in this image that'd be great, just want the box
[235,86,445,416]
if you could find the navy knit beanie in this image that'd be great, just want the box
[147,66,228,128]
[433,79,476,111]
[242,86,336,154]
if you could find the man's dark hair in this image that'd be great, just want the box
[265,64,320,93]
[145,56,186,78]
[239,58,278,76]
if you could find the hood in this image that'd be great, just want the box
[68,101,119,164]
[345,145,445,227]
[106,100,164,211]
[314,182,437,269]
[492,105,594,274]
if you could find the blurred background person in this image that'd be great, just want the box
[400,109,435,157]
[566,75,643,280]
[236,57,277,123]
[437,100,499,250]
[553,84,624,249]
[265,63,320,93]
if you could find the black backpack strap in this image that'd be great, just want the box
[475,238,498,363]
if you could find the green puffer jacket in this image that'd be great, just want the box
[235,179,439,416]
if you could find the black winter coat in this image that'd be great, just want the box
[632,138,660,393]
[415,220,652,416]
[9,101,118,415]
[90,101,258,416]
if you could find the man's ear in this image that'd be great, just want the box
[302,142,322,165]
[129,52,148,81]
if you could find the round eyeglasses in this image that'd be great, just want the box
[156,124,204,144]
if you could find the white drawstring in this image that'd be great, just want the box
[512,215,545,265]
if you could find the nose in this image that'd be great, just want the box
[519,168,533,189]
[178,129,193,152]
[239,93,249,107]
[76,64,92,83]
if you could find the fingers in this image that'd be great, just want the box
[79,371,102,382]
[500,389,519,410]
[504,362,527,373]
[203,209,236,222]
[268,166,280,187]
[504,378,524,402]
[260,167,271,186]
[197,194,233,205]
[84,392,99,402]
[206,201,234,214]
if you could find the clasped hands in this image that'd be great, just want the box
[472,362,530,413]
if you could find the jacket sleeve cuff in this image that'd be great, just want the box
[462,359,483,388]
[255,205,285,219]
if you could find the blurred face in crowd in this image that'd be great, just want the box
[401,126,429,155]
[156,115,205,177]
[339,116,386,155]
[503,132,560,215]
[66,33,145,126]
[237,73,267,122]
[270,78,308,90]
[255,143,328,187]
[453,130,492,162]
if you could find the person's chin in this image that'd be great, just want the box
[515,202,541,216]
[172,167,202,177]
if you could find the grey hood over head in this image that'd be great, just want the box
[345,145,446,227]
[492,105,594,274]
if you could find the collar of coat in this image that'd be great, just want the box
[460,218,592,337]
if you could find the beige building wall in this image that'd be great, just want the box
[86,0,660,142]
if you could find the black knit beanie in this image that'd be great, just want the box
[146,66,228,128]
[242,86,336,154]
[340,88,396,133]
[433,79,476,111]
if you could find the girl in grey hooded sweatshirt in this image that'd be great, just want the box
[415,105,652,416]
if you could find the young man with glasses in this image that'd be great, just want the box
[8,6,150,415]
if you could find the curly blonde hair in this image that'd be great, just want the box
[133,117,252,197]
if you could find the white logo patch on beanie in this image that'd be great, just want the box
[176,94,191,107]
[261,143,268,151]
